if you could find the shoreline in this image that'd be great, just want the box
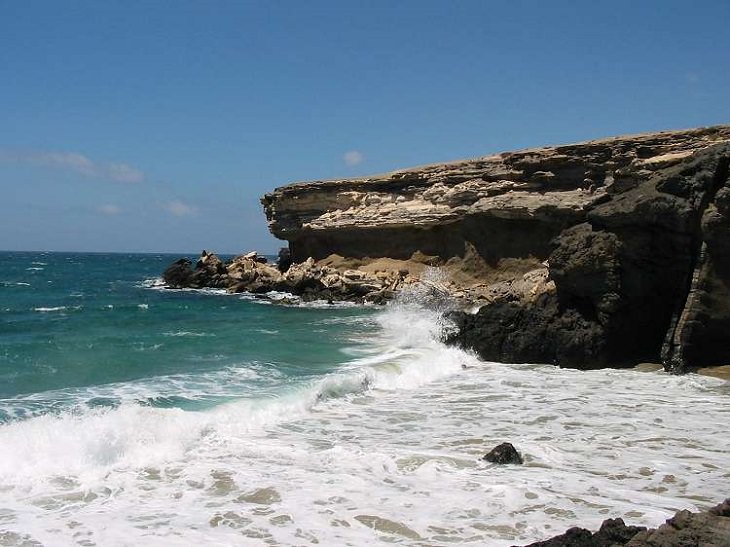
[3,250,729,545]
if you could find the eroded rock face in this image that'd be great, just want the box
[262,127,730,262]
[261,125,730,371]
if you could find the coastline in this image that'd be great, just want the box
[155,126,730,543]
[1,251,728,545]
[166,125,730,374]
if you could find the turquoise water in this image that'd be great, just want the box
[1,251,728,546]
[0,252,375,420]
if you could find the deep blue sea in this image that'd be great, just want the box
[1,251,728,546]
[0,252,375,422]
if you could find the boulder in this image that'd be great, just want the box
[516,518,646,547]
[625,498,730,546]
[483,442,523,465]
[517,499,730,547]
[162,258,194,288]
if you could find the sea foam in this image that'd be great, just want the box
[1,292,728,546]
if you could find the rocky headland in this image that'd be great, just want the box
[164,125,730,374]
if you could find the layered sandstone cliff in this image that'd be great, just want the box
[262,126,730,371]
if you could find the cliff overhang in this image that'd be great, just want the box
[261,126,730,372]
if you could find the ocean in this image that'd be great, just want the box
[1,251,728,546]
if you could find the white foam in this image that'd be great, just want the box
[138,277,166,289]
[1,297,729,546]
[240,290,375,308]
[162,331,214,337]
[181,287,230,296]
[33,306,66,313]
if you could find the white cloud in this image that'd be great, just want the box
[106,162,144,183]
[0,149,144,183]
[163,200,197,217]
[343,150,364,166]
[97,204,121,215]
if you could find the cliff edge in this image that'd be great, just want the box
[261,126,730,372]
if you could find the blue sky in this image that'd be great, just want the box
[2,1,729,254]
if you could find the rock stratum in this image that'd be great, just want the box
[260,126,730,372]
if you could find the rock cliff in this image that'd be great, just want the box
[262,126,730,371]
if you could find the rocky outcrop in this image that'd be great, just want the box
[517,518,646,547]
[262,125,730,371]
[516,498,730,547]
[162,253,228,289]
[162,251,417,304]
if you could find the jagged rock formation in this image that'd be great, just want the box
[162,250,417,304]
[516,498,730,547]
[262,126,730,371]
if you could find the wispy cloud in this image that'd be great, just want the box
[106,162,144,183]
[0,149,144,183]
[163,200,197,217]
[97,204,121,215]
[343,150,364,166]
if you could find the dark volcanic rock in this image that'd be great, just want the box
[162,258,194,288]
[448,293,608,368]
[519,526,593,547]
[277,247,292,273]
[449,141,730,370]
[625,498,730,546]
[516,518,646,547]
[483,442,523,464]
[518,499,730,547]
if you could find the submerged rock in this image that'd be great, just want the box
[482,442,523,465]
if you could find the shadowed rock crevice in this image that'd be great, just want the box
[662,154,730,371]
